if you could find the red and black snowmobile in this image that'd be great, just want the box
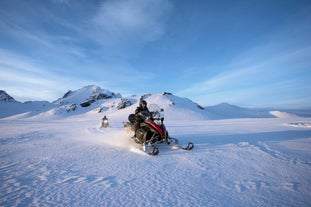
[124,104,194,155]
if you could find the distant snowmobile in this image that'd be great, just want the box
[101,116,109,128]
[124,104,194,155]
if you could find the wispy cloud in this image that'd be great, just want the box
[0,47,158,101]
[91,0,172,47]
[0,0,173,70]
[178,43,311,107]
[0,49,96,101]
[0,0,173,89]
[51,0,71,5]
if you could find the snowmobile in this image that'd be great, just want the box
[124,104,194,155]
[101,116,109,128]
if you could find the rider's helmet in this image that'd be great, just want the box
[140,100,147,107]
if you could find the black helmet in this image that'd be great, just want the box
[140,100,147,106]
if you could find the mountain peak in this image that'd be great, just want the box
[53,85,121,108]
[0,90,17,103]
[215,102,242,108]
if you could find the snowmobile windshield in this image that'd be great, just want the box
[148,104,164,125]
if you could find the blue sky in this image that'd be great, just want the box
[0,0,310,108]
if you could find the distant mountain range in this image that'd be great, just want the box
[0,85,310,119]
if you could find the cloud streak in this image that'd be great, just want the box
[0,0,168,100]
[0,49,97,101]
[178,43,311,108]
[91,0,172,47]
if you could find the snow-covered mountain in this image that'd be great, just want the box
[0,90,17,102]
[49,85,124,115]
[53,85,121,107]
[0,85,308,120]
[0,90,54,119]
[204,103,275,119]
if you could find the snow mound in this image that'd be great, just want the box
[205,103,275,119]
[143,93,207,121]
[0,101,54,119]
[270,111,298,118]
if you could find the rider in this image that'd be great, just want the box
[101,115,109,128]
[133,99,150,137]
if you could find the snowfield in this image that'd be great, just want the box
[1,115,311,206]
[0,88,311,206]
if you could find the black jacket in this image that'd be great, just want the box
[135,106,150,120]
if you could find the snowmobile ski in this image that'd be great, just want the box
[182,142,194,151]
[142,142,159,156]
[149,146,159,156]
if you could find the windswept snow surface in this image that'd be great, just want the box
[1,109,311,206]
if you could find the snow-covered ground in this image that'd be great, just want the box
[1,110,311,207]
[1,87,311,206]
